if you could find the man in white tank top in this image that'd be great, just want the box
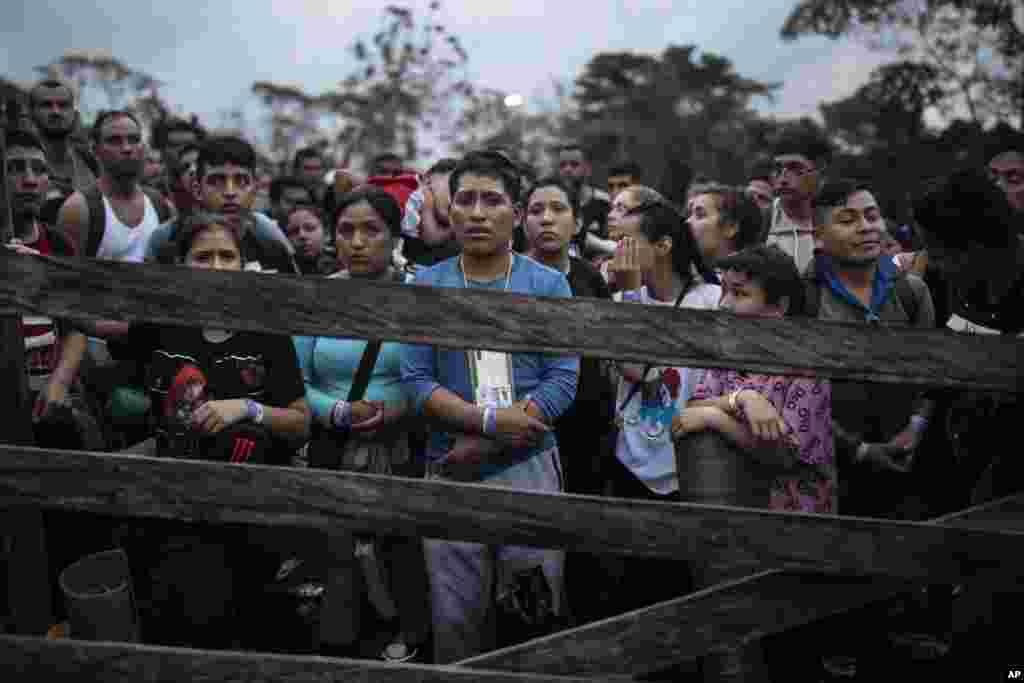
[95,189,161,262]
[57,110,168,261]
[39,111,170,419]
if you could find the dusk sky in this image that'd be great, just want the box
[2,0,889,157]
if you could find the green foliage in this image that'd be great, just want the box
[782,0,1023,128]
[563,45,779,201]
[251,2,471,167]
[35,50,165,120]
[319,2,471,166]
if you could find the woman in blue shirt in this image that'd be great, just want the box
[293,187,427,662]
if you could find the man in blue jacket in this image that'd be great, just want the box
[401,151,579,663]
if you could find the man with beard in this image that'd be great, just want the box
[28,78,99,195]
[56,110,171,260]
[557,144,614,261]
[37,111,173,420]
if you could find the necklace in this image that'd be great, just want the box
[460,252,514,291]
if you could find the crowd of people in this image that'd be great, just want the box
[3,75,1023,680]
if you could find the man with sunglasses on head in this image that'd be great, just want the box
[765,132,834,272]
[401,150,579,663]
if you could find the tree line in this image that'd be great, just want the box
[4,0,1021,221]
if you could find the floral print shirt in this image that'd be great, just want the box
[693,370,836,513]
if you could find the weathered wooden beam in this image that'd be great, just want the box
[1,446,1022,584]
[0,252,1018,391]
[0,634,627,682]
[458,494,1024,677]
[459,571,905,677]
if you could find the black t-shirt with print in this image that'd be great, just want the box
[121,324,305,463]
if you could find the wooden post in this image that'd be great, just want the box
[0,97,51,636]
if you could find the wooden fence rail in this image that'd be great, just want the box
[1,446,1022,585]
[458,493,1024,677]
[0,252,1019,391]
[0,634,629,683]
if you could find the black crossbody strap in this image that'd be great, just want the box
[347,341,382,403]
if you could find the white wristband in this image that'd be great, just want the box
[330,400,352,430]
[909,414,929,435]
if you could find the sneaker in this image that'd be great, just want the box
[381,639,419,663]
[276,557,305,581]
[821,655,858,679]
[887,631,951,661]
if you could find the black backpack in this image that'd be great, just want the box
[81,185,172,258]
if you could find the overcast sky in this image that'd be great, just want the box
[2,0,888,156]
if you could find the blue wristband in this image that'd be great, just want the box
[483,406,498,436]
[621,289,644,302]
[909,414,929,435]
[245,399,265,425]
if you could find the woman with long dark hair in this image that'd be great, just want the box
[293,187,428,662]
[602,189,720,615]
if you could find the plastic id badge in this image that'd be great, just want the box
[467,349,515,408]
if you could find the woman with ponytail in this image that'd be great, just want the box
[601,188,720,614]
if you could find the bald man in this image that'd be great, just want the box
[988,150,1024,212]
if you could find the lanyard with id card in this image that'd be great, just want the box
[462,254,517,411]
[468,349,516,409]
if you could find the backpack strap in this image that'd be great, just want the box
[82,185,106,258]
[803,278,821,318]
[802,260,917,323]
[71,140,101,178]
[82,186,172,258]
[141,187,172,223]
[893,275,920,326]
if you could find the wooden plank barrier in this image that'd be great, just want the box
[0,634,629,683]
[0,252,1018,391]
[458,493,1024,677]
[1,446,1023,585]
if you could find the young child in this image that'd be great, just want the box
[679,244,836,513]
